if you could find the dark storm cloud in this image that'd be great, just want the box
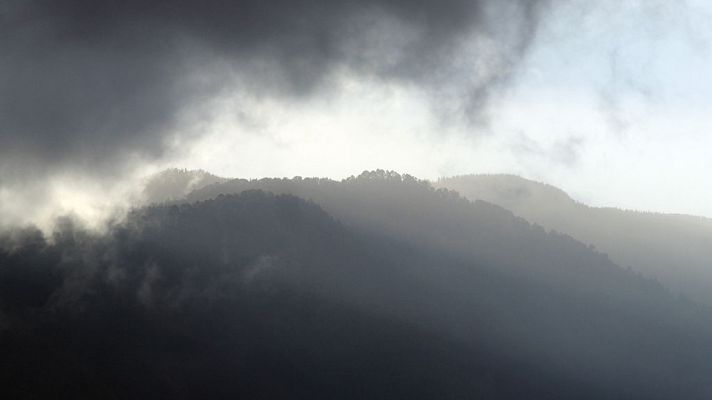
[0,0,551,175]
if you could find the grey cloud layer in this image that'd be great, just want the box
[0,0,550,175]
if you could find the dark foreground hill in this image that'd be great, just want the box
[0,192,504,399]
[61,171,712,398]
[435,174,712,305]
[2,176,712,398]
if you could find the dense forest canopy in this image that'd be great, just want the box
[3,171,712,398]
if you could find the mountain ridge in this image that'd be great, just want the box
[436,173,712,304]
[4,187,712,398]
[148,168,712,304]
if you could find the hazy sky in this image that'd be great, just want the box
[2,0,712,227]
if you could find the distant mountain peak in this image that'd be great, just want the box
[435,174,577,210]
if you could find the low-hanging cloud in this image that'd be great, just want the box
[1,0,552,178]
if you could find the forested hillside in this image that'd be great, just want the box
[3,172,712,398]
[436,174,712,304]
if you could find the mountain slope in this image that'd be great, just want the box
[435,174,712,304]
[180,171,712,396]
[0,192,499,399]
[3,190,712,398]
